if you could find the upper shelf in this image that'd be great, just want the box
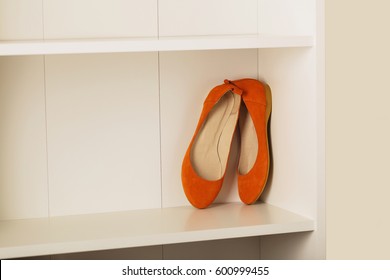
[0,202,314,259]
[0,34,314,56]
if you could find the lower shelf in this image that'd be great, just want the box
[0,202,314,259]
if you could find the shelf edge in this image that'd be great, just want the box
[0,35,314,56]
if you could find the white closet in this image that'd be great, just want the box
[0,0,324,259]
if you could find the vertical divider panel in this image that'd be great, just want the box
[315,0,326,259]
[0,56,48,220]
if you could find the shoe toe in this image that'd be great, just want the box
[182,154,223,209]
[238,174,265,205]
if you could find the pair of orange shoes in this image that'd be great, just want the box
[181,78,272,209]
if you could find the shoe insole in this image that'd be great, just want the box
[238,84,272,175]
[191,91,241,181]
[238,102,258,175]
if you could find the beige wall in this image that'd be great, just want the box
[326,0,390,259]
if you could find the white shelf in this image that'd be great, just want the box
[0,35,314,56]
[0,202,314,259]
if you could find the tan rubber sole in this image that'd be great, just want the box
[257,83,272,201]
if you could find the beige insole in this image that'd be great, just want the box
[191,91,241,181]
[238,102,258,175]
[238,84,272,175]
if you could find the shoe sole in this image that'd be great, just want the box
[255,83,272,202]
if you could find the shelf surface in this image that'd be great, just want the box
[0,202,314,259]
[0,34,313,56]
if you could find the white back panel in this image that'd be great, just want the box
[164,237,260,260]
[52,246,162,260]
[160,49,258,208]
[159,0,258,36]
[0,56,48,220]
[43,0,157,39]
[45,53,161,216]
[0,0,43,40]
[259,0,315,35]
[261,232,317,259]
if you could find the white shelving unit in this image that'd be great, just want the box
[0,0,324,259]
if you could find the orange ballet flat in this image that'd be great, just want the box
[181,81,243,209]
[226,79,272,205]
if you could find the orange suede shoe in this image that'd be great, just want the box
[226,79,272,205]
[181,81,243,209]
